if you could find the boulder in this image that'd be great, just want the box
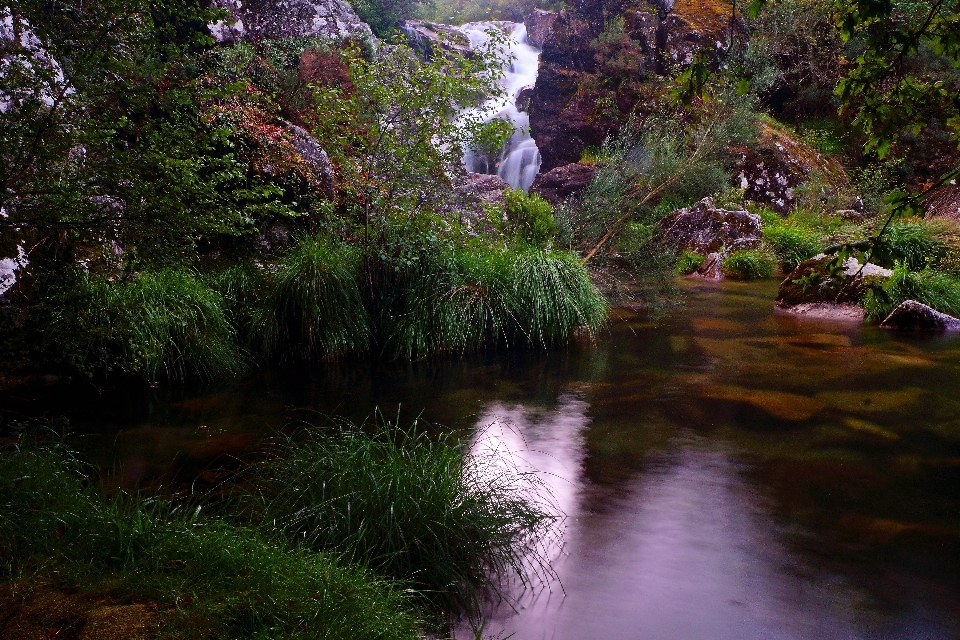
[515,84,535,112]
[450,172,509,233]
[775,254,892,316]
[657,197,762,255]
[399,20,471,59]
[461,172,509,207]
[880,300,960,332]
[733,123,849,214]
[208,0,374,46]
[530,162,595,205]
[286,124,336,197]
[692,252,723,280]
[525,9,558,48]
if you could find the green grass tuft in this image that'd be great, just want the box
[862,262,960,322]
[244,417,558,621]
[762,225,822,272]
[0,433,422,640]
[675,249,706,275]
[721,249,776,280]
[44,268,244,381]
[253,236,369,361]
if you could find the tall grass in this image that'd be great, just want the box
[721,249,776,280]
[0,433,422,640]
[762,225,822,272]
[43,268,243,381]
[863,262,960,322]
[243,417,558,621]
[253,237,369,361]
[872,220,949,270]
[381,246,607,360]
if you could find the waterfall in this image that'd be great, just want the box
[460,22,542,191]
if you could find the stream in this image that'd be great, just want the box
[8,278,960,638]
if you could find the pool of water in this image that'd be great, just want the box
[7,278,960,638]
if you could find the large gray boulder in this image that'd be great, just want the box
[880,300,960,332]
[530,162,595,206]
[657,197,762,255]
[208,0,374,45]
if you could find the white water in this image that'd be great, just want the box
[460,22,542,191]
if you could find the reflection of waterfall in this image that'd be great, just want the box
[460,22,542,191]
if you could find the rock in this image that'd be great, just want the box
[462,172,509,207]
[923,184,960,221]
[449,172,509,233]
[399,19,471,59]
[775,254,892,315]
[286,124,336,197]
[733,123,849,214]
[515,84,535,112]
[526,0,739,171]
[774,302,866,323]
[208,0,374,47]
[692,252,723,280]
[835,209,867,221]
[657,197,762,255]
[524,9,558,48]
[880,300,960,332]
[530,162,595,205]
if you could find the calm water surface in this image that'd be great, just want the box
[9,279,960,638]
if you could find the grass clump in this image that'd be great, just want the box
[676,250,705,275]
[244,418,557,621]
[721,249,776,280]
[762,224,823,272]
[253,237,369,361]
[0,432,422,640]
[43,268,243,381]
[871,220,950,270]
[502,189,558,248]
[863,262,960,322]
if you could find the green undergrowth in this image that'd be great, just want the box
[0,433,422,639]
[863,262,960,322]
[721,249,776,280]
[675,250,705,275]
[242,418,557,621]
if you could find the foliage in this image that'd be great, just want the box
[721,249,777,279]
[863,261,960,322]
[351,0,421,38]
[253,237,369,361]
[870,219,950,270]
[0,432,422,640]
[242,418,558,621]
[676,250,706,275]
[41,269,243,381]
[417,0,561,24]
[503,189,558,248]
[762,222,823,271]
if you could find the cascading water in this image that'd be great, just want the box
[460,22,542,191]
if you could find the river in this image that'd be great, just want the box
[7,278,960,638]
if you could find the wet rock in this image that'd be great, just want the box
[449,172,509,232]
[530,162,595,205]
[515,84,535,112]
[775,254,892,317]
[733,123,849,214]
[524,9,557,48]
[657,197,762,255]
[285,124,336,197]
[461,172,509,207]
[692,252,723,280]
[880,300,960,332]
[399,19,471,58]
[208,0,374,46]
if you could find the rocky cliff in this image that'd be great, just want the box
[208,0,374,46]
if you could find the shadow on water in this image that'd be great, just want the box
[3,278,960,637]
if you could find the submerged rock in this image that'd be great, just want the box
[775,254,892,320]
[657,197,762,255]
[880,300,960,332]
[208,0,374,46]
[529,162,595,205]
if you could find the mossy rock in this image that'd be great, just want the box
[775,255,891,307]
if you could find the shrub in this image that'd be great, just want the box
[763,224,822,271]
[43,269,243,381]
[872,220,949,270]
[503,189,558,248]
[676,250,706,275]
[721,249,776,280]
[253,237,368,361]
[244,419,557,620]
[862,262,960,322]
[0,434,422,640]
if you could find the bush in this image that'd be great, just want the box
[862,262,960,322]
[243,419,557,620]
[503,189,558,248]
[763,224,822,271]
[43,269,243,381]
[676,250,706,275]
[721,249,776,280]
[872,220,949,270]
[253,237,369,361]
[0,434,422,640]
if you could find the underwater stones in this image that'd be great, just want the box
[775,254,891,319]
[208,0,374,46]
[657,197,763,255]
[529,162,595,205]
[880,299,960,332]
[699,383,822,421]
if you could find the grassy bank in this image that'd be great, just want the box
[0,421,556,637]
